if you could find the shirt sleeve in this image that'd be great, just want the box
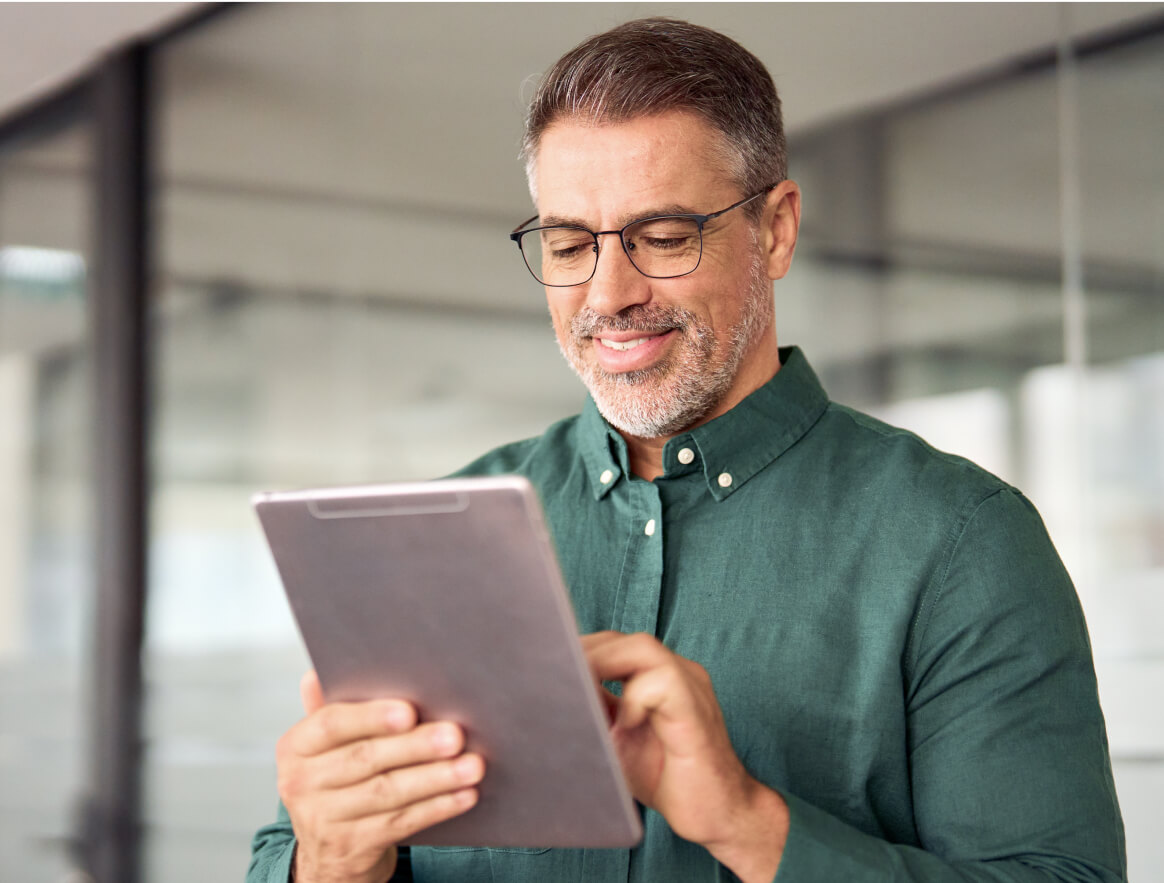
[247,800,296,883]
[773,488,1127,882]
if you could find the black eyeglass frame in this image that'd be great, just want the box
[508,184,777,287]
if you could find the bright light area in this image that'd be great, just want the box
[869,387,1014,485]
[0,245,84,286]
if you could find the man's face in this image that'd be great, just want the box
[532,111,778,439]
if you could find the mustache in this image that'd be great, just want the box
[570,304,693,338]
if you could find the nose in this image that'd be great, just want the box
[582,233,652,317]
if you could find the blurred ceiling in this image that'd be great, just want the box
[0,2,199,119]
[2,2,1163,133]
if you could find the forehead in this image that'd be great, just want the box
[532,111,736,220]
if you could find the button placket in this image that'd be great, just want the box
[613,481,665,638]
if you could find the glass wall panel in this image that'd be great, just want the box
[1076,31,1164,883]
[786,64,1066,491]
[0,121,94,881]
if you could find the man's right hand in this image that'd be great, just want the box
[276,671,485,883]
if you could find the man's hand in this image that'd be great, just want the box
[276,671,485,883]
[583,632,789,883]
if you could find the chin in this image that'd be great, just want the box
[588,372,724,439]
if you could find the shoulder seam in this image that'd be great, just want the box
[826,403,1014,493]
[904,486,1012,682]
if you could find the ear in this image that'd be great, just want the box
[761,180,801,281]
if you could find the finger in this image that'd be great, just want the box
[354,785,480,845]
[616,664,686,730]
[289,698,419,757]
[327,753,487,822]
[579,630,628,651]
[313,721,467,790]
[585,632,671,683]
[300,670,325,716]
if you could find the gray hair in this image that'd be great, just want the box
[520,17,786,209]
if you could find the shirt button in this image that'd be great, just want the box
[599,469,614,485]
[677,447,695,465]
[644,519,656,537]
[717,472,733,488]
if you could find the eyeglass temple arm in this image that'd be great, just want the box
[701,183,779,222]
[510,215,540,238]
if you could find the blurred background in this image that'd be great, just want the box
[0,3,1161,881]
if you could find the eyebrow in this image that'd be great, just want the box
[539,203,699,230]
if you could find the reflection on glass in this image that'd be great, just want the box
[0,126,93,881]
[1074,35,1164,882]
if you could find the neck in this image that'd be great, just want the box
[624,434,669,482]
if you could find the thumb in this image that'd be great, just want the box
[299,669,325,716]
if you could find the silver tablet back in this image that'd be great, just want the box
[254,475,642,848]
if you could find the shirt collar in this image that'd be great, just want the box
[578,346,830,501]
[579,397,630,500]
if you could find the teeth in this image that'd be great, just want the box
[598,337,651,351]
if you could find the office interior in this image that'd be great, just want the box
[0,4,1161,881]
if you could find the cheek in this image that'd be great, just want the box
[703,257,762,321]
[546,298,575,344]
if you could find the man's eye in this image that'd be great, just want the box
[628,219,699,254]
[542,233,593,261]
[643,236,692,251]
[550,243,590,259]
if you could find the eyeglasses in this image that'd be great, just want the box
[509,185,775,287]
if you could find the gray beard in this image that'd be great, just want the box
[558,251,772,439]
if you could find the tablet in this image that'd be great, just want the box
[253,475,642,849]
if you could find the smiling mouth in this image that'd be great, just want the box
[596,336,655,351]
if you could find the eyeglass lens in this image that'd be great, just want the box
[522,216,702,286]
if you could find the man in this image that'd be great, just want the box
[249,18,1126,883]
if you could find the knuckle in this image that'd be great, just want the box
[315,706,341,742]
[691,662,714,690]
[274,731,294,762]
[382,804,411,841]
[686,657,709,679]
[346,737,373,770]
[276,767,303,803]
[631,632,666,658]
[372,770,402,807]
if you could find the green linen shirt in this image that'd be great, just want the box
[248,346,1126,883]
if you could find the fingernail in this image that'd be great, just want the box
[456,755,482,782]
[432,723,459,752]
[456,788,478,808]
[385,704,411,729]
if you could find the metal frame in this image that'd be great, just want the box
[84,42,151,883]
[0,81,89,157]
